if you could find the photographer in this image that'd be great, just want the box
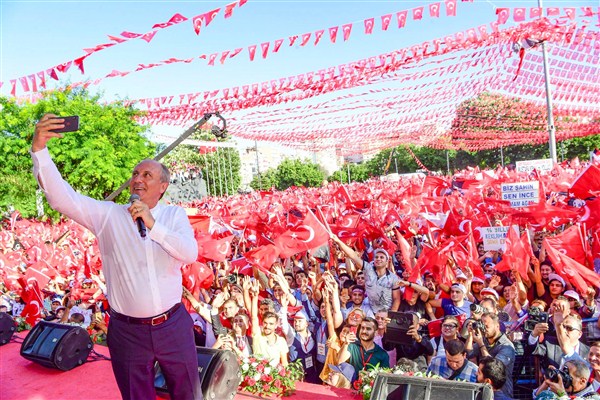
[533,360,600,399]
[382,315,434,372]
[466,312,515,398]
[528,299,590,370]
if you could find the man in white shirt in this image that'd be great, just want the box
[32,115,200,400]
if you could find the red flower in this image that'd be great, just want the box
[256,363,264,373]
[274,379,282,388]
[245,377,256,386]
[262,384,271,391]
[263,374,273,383]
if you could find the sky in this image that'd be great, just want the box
[1,0,597,146]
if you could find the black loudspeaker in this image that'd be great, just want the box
[155,347,241,400]
[0,312,16,345]
[20,321,93,371]
[370,372,493,400]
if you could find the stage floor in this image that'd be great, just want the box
[0,332,359,400]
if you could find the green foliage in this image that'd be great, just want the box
[249,158,325,190]
[274,158,325,190]
[162,130,241,197]
[0,89,155,218]
[250,168,278,191]
[328,163,370,183]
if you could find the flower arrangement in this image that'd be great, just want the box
[13,316,31,332]
[353,364,444,400]
[238,356,304,398]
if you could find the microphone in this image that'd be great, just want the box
[129,194,146,238]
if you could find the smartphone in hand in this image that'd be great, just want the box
[51,116,79,133]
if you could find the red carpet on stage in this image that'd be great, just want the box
[1,333,360,400]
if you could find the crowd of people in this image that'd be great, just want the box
[3,130,600,399]
[3,222,600,399]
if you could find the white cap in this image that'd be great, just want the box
[548,273,565,287]
[455,271,468,281]
[451,283,467,295]
[471,277,485,284]
[481,287,500,301]
[373,248,390,259]
[563,290,580,302]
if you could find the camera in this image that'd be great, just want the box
[385,312,421,345]
[460,318,486,339]
[523,306,550,332]
[545,367,572,389]
[470,303,486,315]
[226,274,238,285]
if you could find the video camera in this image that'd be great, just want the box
[523,306,550,332]
[384,312,421,345]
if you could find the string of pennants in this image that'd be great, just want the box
[3,2,597,98]
[3,3,599,154]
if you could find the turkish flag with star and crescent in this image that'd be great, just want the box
[274,209,330,258]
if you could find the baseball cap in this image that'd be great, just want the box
[374,248,390,259]
[481,287,499,301]
[471,277,485,284]
[451,283,467,294]
[548,273,565,287]
[293,310,309,320]
[455,271,468,281]
[563,290,580,302]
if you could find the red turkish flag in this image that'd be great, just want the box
[140,31,158,43]
[570,164,600,199]
[495,226,529,280]
[300,33,311,46]
[273,39,284,52]
[24,262,52,289]
[197,235,233,262]
[496,8,510,24]
[274,210,330,258]
[397,10,408,27]
[224,3,236,18]
[152,13,188,29]
[412,7,424,20]
[429,3,441,17]
[444,0,456,16]
[342,23,352,41]
[260,42,269,58]
[248,44,257,61]
[381,14,392,30]
[182,262,214,297]
[530,7,542,17]
[513,7,526,21]
[310,30,322,45]
[579,198,600,228]
[192,15,203,34]
[547,7,560,16]
[120,31,142,38]
[244,244,279,273]
[543,225,587,266]
[364,18,375,34]
[203,8,221,26]
[18,278,44,327]
[543,239,600,294]
[36,71,46,88]
[564,7,575,19]
[19,76,30,92]
[329,26,338,43]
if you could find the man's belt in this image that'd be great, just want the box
[110,303,181,326]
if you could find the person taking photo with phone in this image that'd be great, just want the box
[31,115,200,400]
